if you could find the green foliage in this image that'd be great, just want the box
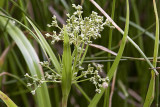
[0,0,160,107]
[144,0,159,106]
[0,13,51,107]
[61,26,72,107]
[0,90,17,107]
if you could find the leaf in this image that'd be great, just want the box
[61,26,72,106]
[88,0,129,106]
[27,17,61,73]
[143,0,159,106]
[0,90,17,107]
[143,76,155,107]
[0,13,51,107]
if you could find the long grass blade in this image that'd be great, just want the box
[0,14,51,107]
[26,17,61,73]
[0,90,17,107]
[104,0,116,106]
[61,26,72,107]
[88,0,129,106]
[143,0,159,106]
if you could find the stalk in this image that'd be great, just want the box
[62,94,69,107]
[131,0,144,50]
[153,0,159,106]
[88,0,129,106]
[61,26,72,107]
[104,0,116,107]
[143,0,159,106]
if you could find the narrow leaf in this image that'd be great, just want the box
[143,0,159,106]
[61,26,72,107]
[0,14,51,107]
[89,0,129,106]
[0,90,17,107]
[27,17,61,73]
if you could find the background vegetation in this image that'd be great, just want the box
[0,0,159,107]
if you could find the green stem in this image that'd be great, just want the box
[153,0,159,106]
[78,42,85,60]
[74,83,91,102]
[80,37,91,65]
[72,46,78,73]
[62,94,68,107]
[104,0,116,107]
[18,0,28,27]
[131,0,144,50]
[144,0,159,106]
[155,75,159,107]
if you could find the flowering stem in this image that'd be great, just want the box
[62,94,68,107]
[72,46,78,73]
[44,65,60,75]
[73,78,90,83]
[80,37,91,65]
[78,42,85,60]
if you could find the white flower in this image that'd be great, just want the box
[24,73,29,77]
[102,82,108,88]
[52,15,56,20]
[95,89,101,93]
[45,33,51,38]
[27,83,32,87]
[31,90,36,95]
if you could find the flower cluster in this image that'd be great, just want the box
[25,71,61,95]
[76,63,109,93]
[45,4,114,45]
[24,61,62,95]
[24,73,44,95]
[25,4,112,95]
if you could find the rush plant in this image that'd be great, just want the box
[25,4,114,107]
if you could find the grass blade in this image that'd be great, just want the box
[143,0,159,106]
[104,0,116,106]
[26,17,61,73]
[0,14,51,107]
[61,26,72,107]
[0,90,17,107]
[88,0,129,106]
[107,0,129,81]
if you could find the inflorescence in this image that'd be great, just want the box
[25,4,113,95]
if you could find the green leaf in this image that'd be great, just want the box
[0,13,51,107]
[88,0,129,106]
[0,90,17,107]
[26,17,61,73]
[0,0,4,7]
[143,76,155,107]
[61,26,72,107]
[143,0,159,106]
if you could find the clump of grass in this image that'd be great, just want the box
[0,0,160,106]
[25,4,114,107]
